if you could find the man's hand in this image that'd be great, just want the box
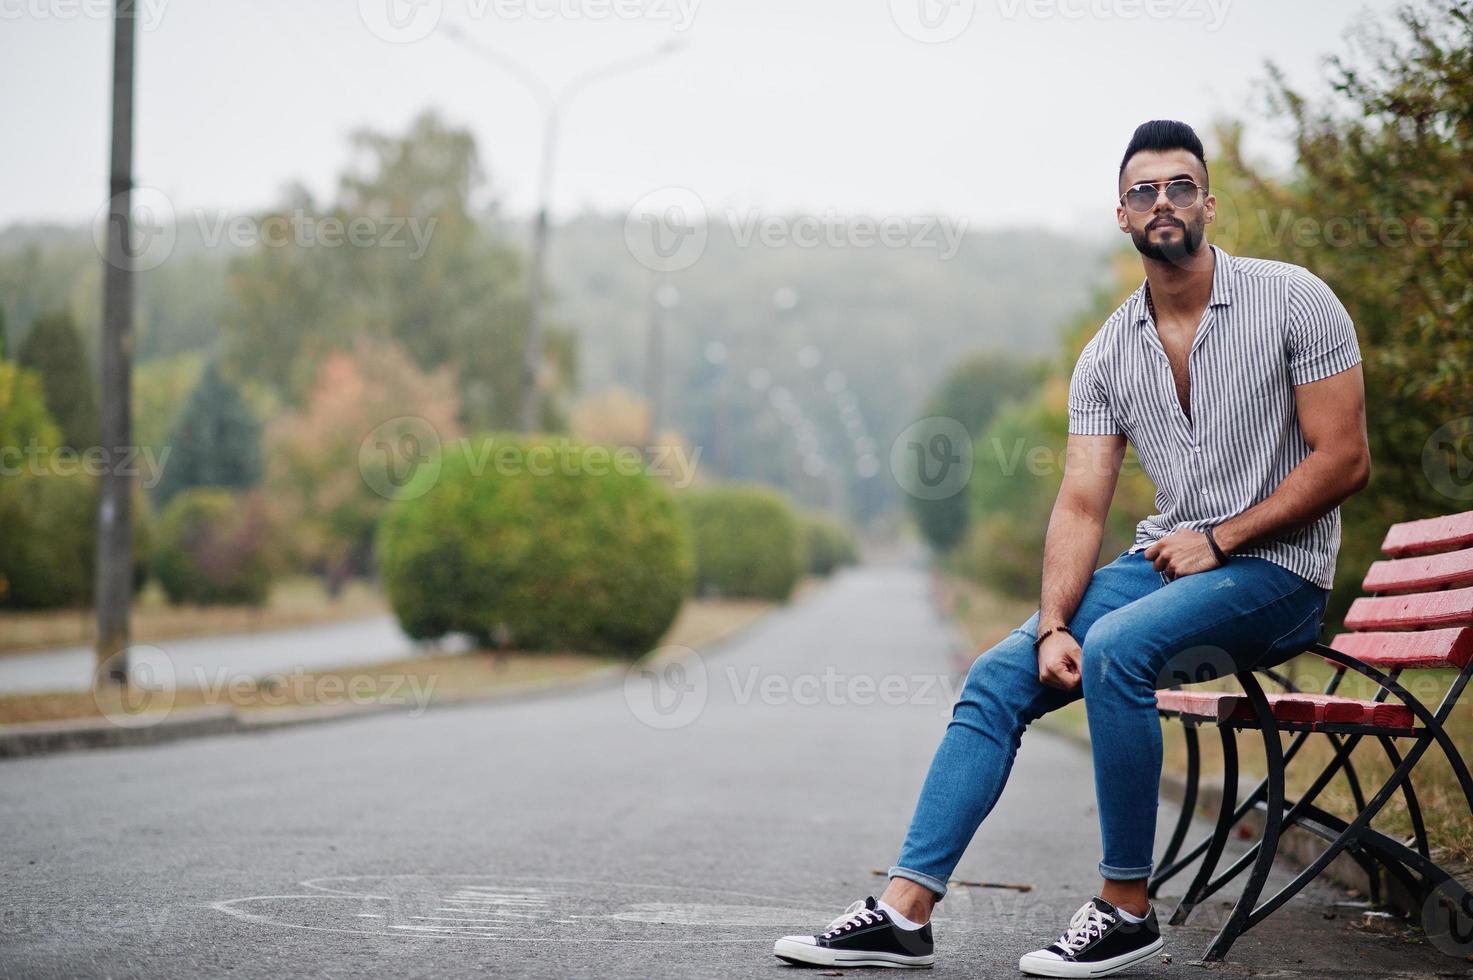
[1037,630,1083,691]
[1144,529,1222,579]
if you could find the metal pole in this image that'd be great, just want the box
[96,0,137,687]
[519,111,558,434]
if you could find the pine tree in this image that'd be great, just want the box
[17,310,99,450]
[153,361,263,505]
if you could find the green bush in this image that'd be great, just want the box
[681,485,803,600]
[802,513,860,576]
[377,434,693,657]
[152,489,272,606]
[0,473,151,609]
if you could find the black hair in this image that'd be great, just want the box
[1119,120,1208,188]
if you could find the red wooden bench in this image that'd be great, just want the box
[1151,508,1473,961]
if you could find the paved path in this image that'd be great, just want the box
[0,615,435,694]
[0,561,1449,978]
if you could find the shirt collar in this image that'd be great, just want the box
[1132,244,1235,324]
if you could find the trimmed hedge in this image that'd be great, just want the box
[681,485,803,600]
[152,489,272,606]
[376,434,693,657]
[0,473,150,609]
[802,513,861,576]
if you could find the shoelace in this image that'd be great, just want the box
[821,900,884,938]
[1057,901,1114,954]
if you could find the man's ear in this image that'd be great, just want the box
[1116,205,1131,234]
[1203,192,1217,225]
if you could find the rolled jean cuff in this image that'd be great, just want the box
[1098,861,1152,882]
[888,866,949,901]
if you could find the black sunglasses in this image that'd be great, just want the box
[1119,179,1205,213]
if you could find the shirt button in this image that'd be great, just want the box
[1200,488,1209,495]
[1192,446,1202,453]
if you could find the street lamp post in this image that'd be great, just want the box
[444,27,682,433]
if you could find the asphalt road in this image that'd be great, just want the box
[0,615,432,694]
[0,560,1451,979]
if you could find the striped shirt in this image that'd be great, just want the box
[1068,245,1362,589]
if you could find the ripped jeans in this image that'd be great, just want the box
[890,548,1327,898]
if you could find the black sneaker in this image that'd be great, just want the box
[1018,897,1162,977]
[774,896,935,968]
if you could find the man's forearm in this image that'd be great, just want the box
[1215,448,1370,554]
[1039,500,1106,630]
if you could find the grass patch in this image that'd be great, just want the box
[936,570,1473,865]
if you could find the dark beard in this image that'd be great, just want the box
[1131,215,1205,263]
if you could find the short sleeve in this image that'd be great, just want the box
[1067,335,1120,436]
[1286,270,1361,386]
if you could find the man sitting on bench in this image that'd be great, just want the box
[773,119,1371,976]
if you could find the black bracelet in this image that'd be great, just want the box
[1204,525,1230,566]
[1034,624,1074,650]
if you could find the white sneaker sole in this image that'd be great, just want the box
[1018,937,1164,977]
[773,938,934,968]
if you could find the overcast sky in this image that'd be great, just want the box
[1,0,1401,234]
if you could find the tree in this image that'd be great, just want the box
[17,310,99,451]
[153,361,263,505]
[1210,0,1473,616]
[264,339,461,591]
[907,351,1045,553]
[0,360,62,456]
[222,111,574,431]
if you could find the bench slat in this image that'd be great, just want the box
[1342,586,1473,631]
[1362,546,1473,594]
[1329,627,1473,669]
[1155,689,1416,730]
[1382,510,1473,557]
[1155,690,1318,724]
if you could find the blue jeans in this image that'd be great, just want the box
[890,548,1328,898]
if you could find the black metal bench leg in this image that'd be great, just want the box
[1169,722,1238,927]
[1150,720,1200,900]
[1203,674,1285,962]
